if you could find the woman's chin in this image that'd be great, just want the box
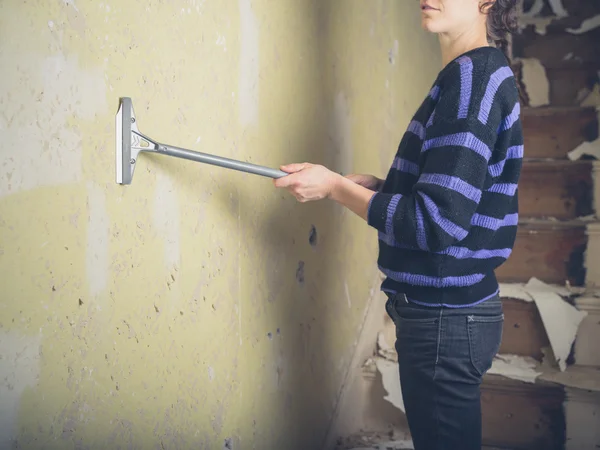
[421,18,435,32]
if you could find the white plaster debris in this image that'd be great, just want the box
[519,0,568,34]
[525,278,587,372]
[499,282,534,302]
[581,83,600,107]
[568,139,600,161]
[518,0,553,35]
[566,15,600,34]
[499,279,587,373]
[547,0,568,18]
[519,58,550,107]
[375,358,405,413]
[488,354,543,383]
[499,278,574,302]
[568,105,600,160]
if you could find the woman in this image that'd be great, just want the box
[275,1,522,449]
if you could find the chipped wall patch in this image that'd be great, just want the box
[0,54,106,198]
[153,171,180,269]
[519,58,550,107]
[62,0,79,11]
[238,0,259,127]
[86,182,109,299]
[0,332,41,448]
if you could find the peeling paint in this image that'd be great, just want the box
[569,106,600,160]
[518,0,553,35]
[375,358,405,413]
[499,278,575,302]
[568,138,600,161]
[525,278,587,371]
[519,58,550,107]
[566,15,600,35]
[500,279,588,372]
[499,282,535,302]
[488,354,542,383]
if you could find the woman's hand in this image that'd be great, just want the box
[273,163,342,202]
[345,173,383,191]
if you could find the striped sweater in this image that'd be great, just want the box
[367,46,523,307]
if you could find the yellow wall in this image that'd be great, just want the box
[0,1,439,448]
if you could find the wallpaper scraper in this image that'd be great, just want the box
[115,97,287,184]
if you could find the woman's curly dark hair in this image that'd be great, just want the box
[481,0,519,58]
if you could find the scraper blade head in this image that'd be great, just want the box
[116,97,134,184]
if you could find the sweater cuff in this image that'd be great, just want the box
[367,192,391,233]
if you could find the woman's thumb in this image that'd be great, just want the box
[280,163,308,173]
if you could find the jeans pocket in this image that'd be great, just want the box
[467,313,504,376]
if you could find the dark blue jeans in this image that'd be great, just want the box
[385,293,503,450]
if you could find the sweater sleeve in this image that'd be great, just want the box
[367,59,514,252]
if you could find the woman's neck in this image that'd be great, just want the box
[438,26,489,67]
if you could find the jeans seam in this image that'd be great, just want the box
[432,307,443,448]
[434,308,443,366]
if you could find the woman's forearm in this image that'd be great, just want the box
[329,176,377,221]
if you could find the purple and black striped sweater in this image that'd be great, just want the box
[367,46,523,307]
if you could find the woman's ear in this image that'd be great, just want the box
[479,0,495,13]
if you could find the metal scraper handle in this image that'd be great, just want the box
[156,143,288,179]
